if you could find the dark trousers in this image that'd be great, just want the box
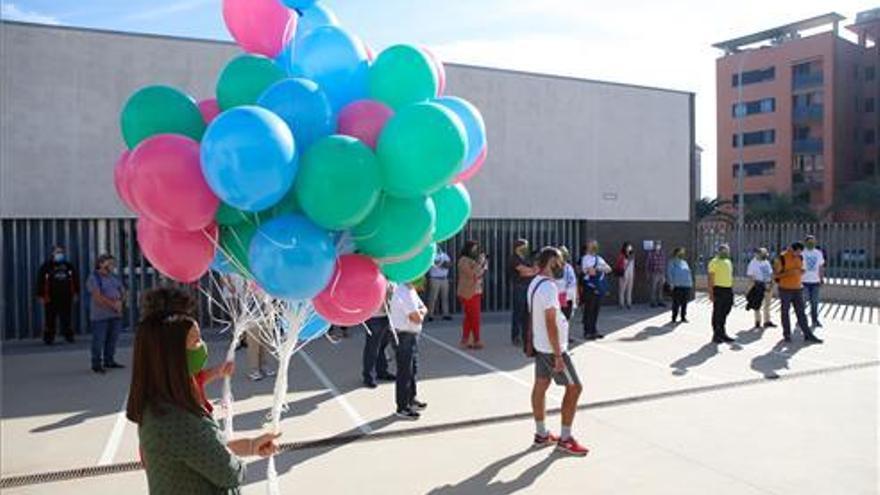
[711,287,733,338]
[44,298,74,343]
[362,317,391,381]
[803,283,821,325]
[511,285,528,341]
[582,291,602,336]
[779,289,812,338]
[395,332,419,411]
[671,287,690,321]
[91,318,122,368]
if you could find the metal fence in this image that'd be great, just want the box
[696,222,879,287]
[1,218,587,340]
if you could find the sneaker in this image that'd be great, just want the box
[105,362,125,369]
[411,399,428,411]
[92,366,106,374]
[395,408,420,420]
[763,322,777,328]
[247,370,264,381]
[556,437,590,457]
[533,432,560,447]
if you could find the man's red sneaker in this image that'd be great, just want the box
[556,437,590,456]
[533,432,560,447]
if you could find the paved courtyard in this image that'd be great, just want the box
[1,297,878,494]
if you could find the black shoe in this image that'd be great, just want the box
[92,366,106,374]
[671,318,677,324]
[657,302,666,307]
[395,408,420,420]
[427,317,435,322]
[813,321,823,328]
[411,399,428,411]
[44,339,54,346]
[804,335,824,344]
[442,316,453,321]
[763,322,777,328]
[363,379,377,389]
[105,362,125,369]
[721,335,736,343]
[783,331,792,342]
[680,318,689,323]
[377,373,396,382]
[712,336,724,344]
[595,333,605,340]
[754,322,763,329]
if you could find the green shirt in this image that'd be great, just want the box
[139,404,244,495]
[708,256,734,288]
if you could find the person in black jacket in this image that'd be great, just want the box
[35,245,79,344]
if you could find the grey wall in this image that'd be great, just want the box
[1,22,694,222]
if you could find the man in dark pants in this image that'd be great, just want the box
[774,242,823,344]
[509,239,537,346]
[707,244,736,343]
[390,282,428,420]
[580,240,611,340]
[35,245,79,344]
[362,311,395,388]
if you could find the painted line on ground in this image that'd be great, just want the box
[97,394,129,466]
[300,351,372,435]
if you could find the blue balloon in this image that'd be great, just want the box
[201,106,297,212]
[210,250,234,274]
[298,314,330,341]
[434,96,486,172]
[249,214,336,300]
[295,3,338,42]
[281,0,319,8]
[257,78,335,152]
[291,26,369,111]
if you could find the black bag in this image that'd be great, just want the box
[524,278,552,357]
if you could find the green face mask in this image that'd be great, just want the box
[677,252,686,259]
[187,342,208,375]
[806,242,816,249]
[718,252,730,259]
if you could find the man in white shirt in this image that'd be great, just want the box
[390,282,428,420]
[801,235,825,328]
[426,249,453,322]
[746,247,776,329]
[528,247,588,457]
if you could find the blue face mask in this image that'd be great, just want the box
[53,254,65,263]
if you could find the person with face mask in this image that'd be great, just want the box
[35,245,79,344]
[528,247,588,456]
[774,242,823,344]
[801,235,825,328]
[509,239,537,346]
[746,247,776,329]
[646,242,667,308]
[86,254,126,373]
[580,240,612,340]
[457,240,488,349]
[614,242,635,309]
[707,244,736,343]
[128,287,278,494]
[666,247,693,324]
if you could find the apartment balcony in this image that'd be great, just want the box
[793,105,823,122]
[793,138,824,154]
[792,72,823,90]
[792,172,824,190]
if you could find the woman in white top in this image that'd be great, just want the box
[555,246,578,320]
[746,247,776,329]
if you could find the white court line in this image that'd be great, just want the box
[421,333,562,403]
[98,394,129,466]
[300,351,372,435]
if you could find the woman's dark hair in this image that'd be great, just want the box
[460,240,480,259]
[620,242,632,255]
[126,287,204,424]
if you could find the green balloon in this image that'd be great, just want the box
[219,222,257,275]
[120,85,205,149]
[217,54,286,110]
[381,243,436,283]
[352,195,435,259]
[431,184,471,242]
[377,102,466,198]
[216,203,257,226]
[295,136,381,230]
[258,186,300,223]
[369,45,437,110]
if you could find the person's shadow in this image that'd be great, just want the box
[751,340,804,379]
[618,324,676,342]
[669,342,720,376]
[735,325,767,346]
[427,447,563,494]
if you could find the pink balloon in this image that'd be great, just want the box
[421,46,446,96]
[137,217,218,283]
[128,134,219,232]
[313,254,387,326]
[198,98,220,125]
[113,150,139,213]
[336,100,394,149]
[365,43,376,63]
[222,0,296,58]
[454,145,487,183]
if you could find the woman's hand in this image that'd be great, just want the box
[252,433,281,457]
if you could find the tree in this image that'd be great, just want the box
[696,197,734,222]
[744,193,817,223]
[828,181,880,220]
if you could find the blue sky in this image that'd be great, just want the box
[1,0,874,198]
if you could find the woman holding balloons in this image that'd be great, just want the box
[456,240,487,349]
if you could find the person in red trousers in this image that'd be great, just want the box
[456,240,487,349]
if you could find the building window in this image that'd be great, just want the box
[794,126,810,140]
[866,98,875,113]
[732,98,776,117]
[866,66,876,81]
[732,67,775,87]
[732,161,775,177]
[793,154,824,172]
[865,129,877,144]
[732,129,775,147]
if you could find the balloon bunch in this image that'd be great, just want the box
[113,0,487,331]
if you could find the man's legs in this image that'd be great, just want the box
[103,318,122,366]
[804,283,821,327]
[779,290,793,340]
[791,290,814,338]
[438,279,450,317]
[762,286,773,325]
[44,302,58,344]
[582,292,598,336]
[531,377,552,426]
[560,383,583,437]
[90,320,108,370]
[719,288,733,334]
[362,317,385,383]
[58,298,74,342]
[426,280,441,317]
[394,333,415,412]
[511,286,527,343]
